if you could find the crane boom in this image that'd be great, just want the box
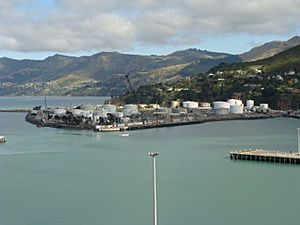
[125,73,134,93]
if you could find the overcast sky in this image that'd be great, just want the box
[0,0,299,59]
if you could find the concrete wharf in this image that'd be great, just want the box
[230,149,300,164]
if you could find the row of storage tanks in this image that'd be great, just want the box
[172,101,211,109]
[213,100,243,115]
[51,104,139,122]
[50,99,269,119]
[212,99,269,115]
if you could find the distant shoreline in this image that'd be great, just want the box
[0,109,30,113]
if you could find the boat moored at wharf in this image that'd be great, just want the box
[0,136,6,143]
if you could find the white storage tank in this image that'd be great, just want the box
[53,108,66,115]
[79,104,95,111]
[200,102,211,107]
[86,113,93,119]
[213,108,230,115]
[182,101,199,109]
[260,103,269,109]
[114,112,124,118]
[228,99,243,106]
[81,110,90,117]
[95,109,109,118]
[123,104,138,116]
[213,101,230,115]
[235,100,243,106]
[230,105,244,114]
[246,100,254,109]
[213,101,230,109]
[72,109,85,116]
[103,104,117,113]
[228,99,236,106]
[171,101,180,108]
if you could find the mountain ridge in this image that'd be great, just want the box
[0,49,241,96]
[239,36,300,62]
[1,36,300,96]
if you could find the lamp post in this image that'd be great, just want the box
[297,128,300,153]
[148,152,159,225]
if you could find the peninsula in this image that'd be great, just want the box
[25,98,287,132]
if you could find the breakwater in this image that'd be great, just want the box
[0,109,30,113]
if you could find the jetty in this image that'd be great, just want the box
[230,128,300,164]
[230,149,300,164]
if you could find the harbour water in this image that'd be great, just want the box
[1,97,300,225]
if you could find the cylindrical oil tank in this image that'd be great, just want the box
[47,108,55,113]
[94,109,109,118]
[228,99,236,106]
[230,105,244,114]
[79,104,95,111]
[246,100,254,109]
[213,101,230,115]
[228,99,243,106]
[86,113,93,119]
[182,101,199,109]
[114,112,124,118]
[53,108,66,115]
[213,101,230,109]
[260,103,269,109]
[171,101,180,108]
[213,108,229,115]
[72,108,84,116]
[123,104,138,116]
[235,100,243,106]
[81,110,90,117]
[200,102,211,107]
[103,104,117,113]
[259,103,269,109]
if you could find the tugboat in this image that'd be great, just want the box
[94,125,120,132]
[0,136,6,143]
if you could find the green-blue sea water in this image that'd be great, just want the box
[1,97,300,225]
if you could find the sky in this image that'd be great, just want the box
[0,0,300,60]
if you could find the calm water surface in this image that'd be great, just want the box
[0,97,300,225]
[0,96,108,109]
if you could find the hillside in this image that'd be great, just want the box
[0,49,240,96]
[210,44,300,74]
[239,36,300,62]
[121,45,300,110]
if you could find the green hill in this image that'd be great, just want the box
[210,44,300,75]
[121,45,300,110]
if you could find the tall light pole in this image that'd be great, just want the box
[148,152,159,225]
[297,128,300,153]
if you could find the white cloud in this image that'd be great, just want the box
[0,0,299,53]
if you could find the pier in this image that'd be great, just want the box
[230,128,300,165]
[230,149,300,164]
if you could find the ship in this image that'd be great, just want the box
[0,136,6,143]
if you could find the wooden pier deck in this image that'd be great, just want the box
[230,149,300,164]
